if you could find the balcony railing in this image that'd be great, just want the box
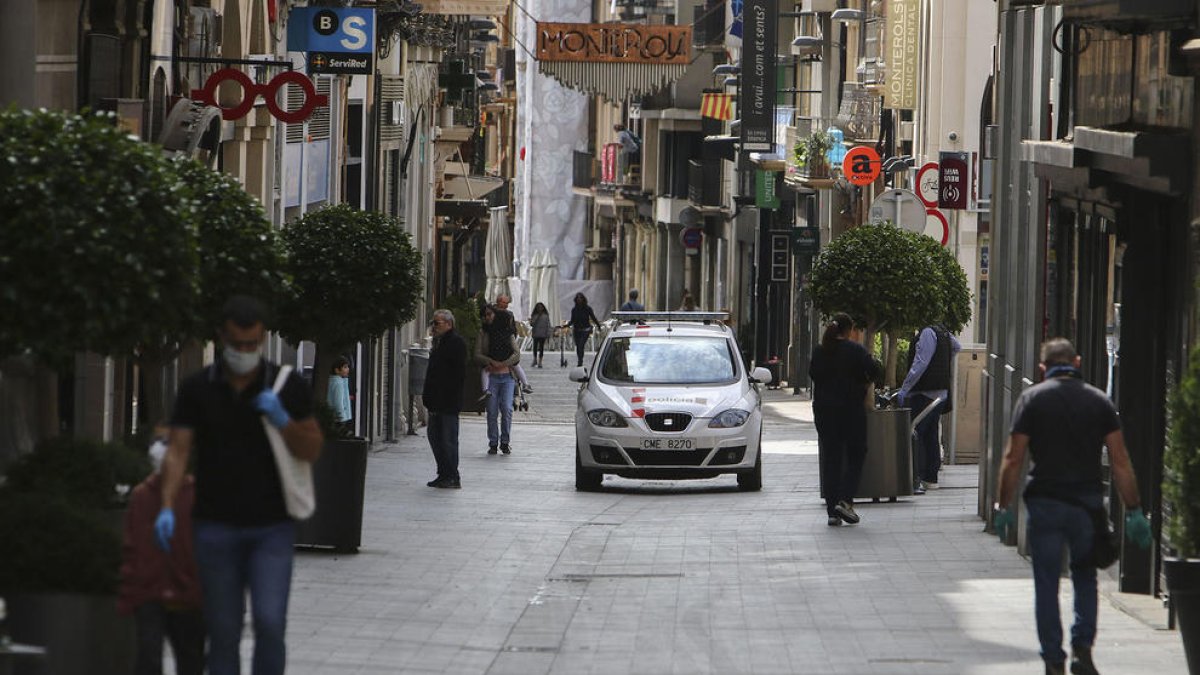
[573,150,594,189]
[687,159,722,207]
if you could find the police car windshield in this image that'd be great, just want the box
[599,336,738,384]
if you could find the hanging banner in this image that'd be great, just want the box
[740,0,777,151]
[756,170,780,209]
[536,23,691,64]
[886,0,918,110]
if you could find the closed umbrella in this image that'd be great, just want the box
[540,251,561,328]
[526,249,545,318]
[484,206,511,301]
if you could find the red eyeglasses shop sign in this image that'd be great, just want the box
[287,7,375,75]
[938,151,969,210]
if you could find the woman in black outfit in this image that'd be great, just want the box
[809,313,881,527]
[564,292,602,367]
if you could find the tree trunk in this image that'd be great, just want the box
[884,332,900,388]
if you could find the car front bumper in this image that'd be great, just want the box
[576,415,761,476]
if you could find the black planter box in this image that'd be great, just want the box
[1165,557,1200,674]
[5,592,133,675]
[295,437,369,553]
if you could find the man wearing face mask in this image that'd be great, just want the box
[156,295,323,675]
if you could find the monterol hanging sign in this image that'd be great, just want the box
[535,23,691,64]
[886,0,918,110]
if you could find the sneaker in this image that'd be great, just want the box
[834,501,860,524]
[827,516,842,527]
[1070,647,1098,675]
[913,483,927,495]
[500,443,511,455]
[522,384,534,394]
[923,481,939,490]
[487,445,498,455]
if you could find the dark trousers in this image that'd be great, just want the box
[572,330,590,366]
[814,403,868,515]
[532,337,547,363]
[133,602,206,675]
[909,394,945,483]
[1026,495,1101,665]
[427,410,460,480]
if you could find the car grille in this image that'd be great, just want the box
[643,412,693,432]
[624,447,710,466]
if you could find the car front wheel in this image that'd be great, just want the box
[575,442,603,491]
[737,443,763,492]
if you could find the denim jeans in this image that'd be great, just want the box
[427,410,460,480]
[908,393,944,483]
[572,330,590,366]
[485,372,515,446]
[194,519,296,675]
[1025,495,1101,665]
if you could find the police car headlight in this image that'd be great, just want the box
[708,409,750,428]
[587,409,628,428]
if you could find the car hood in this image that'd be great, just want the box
[586,381,751,418]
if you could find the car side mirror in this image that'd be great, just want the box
[749,367,772,384]
[569,366,589,382]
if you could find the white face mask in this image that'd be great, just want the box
[223,346,262,375]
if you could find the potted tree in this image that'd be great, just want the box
[1164,343,1200,672]
[0,108,203,673]
[277,205,423,552]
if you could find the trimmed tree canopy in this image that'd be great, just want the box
[1165,344,1200,557]
[277,204,423,348]
[809,222,971,335]
[0,108,198,365]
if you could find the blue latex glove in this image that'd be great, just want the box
[254,389,291,429]
[993,507,1015,541]
[155,508,175,551]
[1125,507,1152,550]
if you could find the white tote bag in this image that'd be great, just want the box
[262,364,316,520]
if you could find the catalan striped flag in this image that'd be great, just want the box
[700,92,733,121]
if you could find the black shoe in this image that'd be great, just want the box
[427,478,442,487]
[1045,662,1066,675]
[500,443,511,455]
[427,477,459,488]
[827,515,842,527]
[487,445,498,455]
[1070,647,1098,675]
[834,501,860,524]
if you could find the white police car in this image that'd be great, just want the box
[570,312,773,491]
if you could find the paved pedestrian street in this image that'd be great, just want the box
[277,364,1186,675]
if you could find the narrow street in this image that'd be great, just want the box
[279,361,1187,674]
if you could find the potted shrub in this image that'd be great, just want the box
[1164,343,1200,672]
[277,205,423,551]
[794,129,835,179]
[0,437,151,674]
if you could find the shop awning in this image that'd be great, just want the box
[1024,126,1189,195]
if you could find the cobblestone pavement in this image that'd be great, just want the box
[227,360,1186,674]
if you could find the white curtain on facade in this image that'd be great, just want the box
[484,208,512,301]
[513,0,590,283]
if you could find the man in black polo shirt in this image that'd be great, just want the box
[156,296,323,675]
[994,338,1151,675]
